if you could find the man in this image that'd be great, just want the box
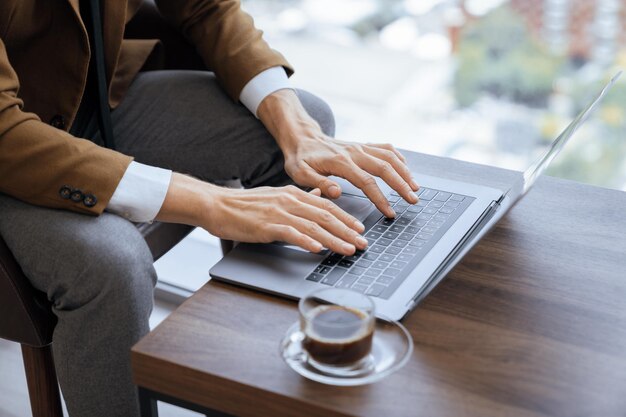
[0,0,418,415]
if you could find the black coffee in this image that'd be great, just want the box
[303,305,373,366]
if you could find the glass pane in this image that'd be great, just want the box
[244,0,626,191]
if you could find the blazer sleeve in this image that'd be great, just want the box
[0,39,133,215]
[154,0,294,101]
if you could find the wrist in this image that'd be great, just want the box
[257,90,322,153]
[155,173,220,228]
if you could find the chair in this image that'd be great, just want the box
[0,2,236,415]
[0,222,196,416]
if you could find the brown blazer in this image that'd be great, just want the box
[0,0,292,215]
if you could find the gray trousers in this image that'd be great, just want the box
[0,71,334,417]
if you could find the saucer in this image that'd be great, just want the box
[279,317,413,386]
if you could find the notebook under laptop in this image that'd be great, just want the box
[209,72,621,321]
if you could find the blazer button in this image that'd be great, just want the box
[49,115,66,129]
[83,194,98,208]
[59,185,72,199]
[70,189,84,202]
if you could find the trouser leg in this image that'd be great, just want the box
[107,70,335,188]
[0,195,156,417]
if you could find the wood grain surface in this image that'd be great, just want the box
[132,152,626,417]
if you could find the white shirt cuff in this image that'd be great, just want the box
[239,66,292,117]
[106,161,172,223]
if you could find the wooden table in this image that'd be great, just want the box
[132,152,626,417]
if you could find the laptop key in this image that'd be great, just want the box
[416,200,428,207]
[398,233,414,241]
[405,226,420,234]
[369,245,386,254]
[358,276,375,285]
[373,261,389,270]
[444,200,460,208]
[422,207,438,215]
[335,275,358,289]
[365,231,382,240]
[422,226,438,234]
[364,268,383,277]
[397,253,414,262]
[306,273,323,282]
[376,275,395,285]
[417,233,433,240]
[321,257,339,266]
[385,247,402,255]
[366,237,377,246]
[392,240,408,248]
[318,266,332,274]
[379,218,395,226]
[366,284,386,297]
[429,201,444,208]
[389,225,405,233]
[377,238,393,247]
[383,267,402,277]
[363,252,379,261]
[351,283,369,293]
[434,191,452,202]
[372,225,388,233]
[450,194,465,202]
[419,189,438,200]
[428,220,444,228]
[396,218,411,226]
[407,206,422,213]
[439,207,454,214]
[321,267,346,285]
[391,260,407,269]
[338,260,354,268]
[356,259,373,268]
[388,195,400,203]
[348,266,366,275]
[403,246,419,254]
[383,231,399,240]
[417,213,433,220]
[401,212,417,220]
[380,253,395,262]
[411,219,427,227]
[409,239,426,247]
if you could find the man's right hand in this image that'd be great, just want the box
[156,173,368,256]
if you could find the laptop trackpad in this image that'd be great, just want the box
[209,243,325,294]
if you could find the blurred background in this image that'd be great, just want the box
[155,0,626,294]
[243,0,626,191]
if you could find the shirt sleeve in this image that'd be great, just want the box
[239,66,293,117]
[106,161,172,222]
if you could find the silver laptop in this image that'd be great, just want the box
[210,72,621,321]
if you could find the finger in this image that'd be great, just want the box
[296,190,365,233]
[283,213,356,255]
[367,142,407,164]
[363,145,418,192]
[332,159,396,218]
[286,201,368,250]
[292,161,342,198]
[268,225,324,253]
[309,188,322,197]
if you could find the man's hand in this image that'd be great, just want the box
[257,90,419,218]
[156,174,368,256]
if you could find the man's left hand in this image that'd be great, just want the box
[257,89,419,218]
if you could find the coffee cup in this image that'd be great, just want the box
[299,288,375,372]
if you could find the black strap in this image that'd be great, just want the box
[86,0,116,149]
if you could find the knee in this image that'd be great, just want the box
[296,90,336,137]
[53,216,156,313]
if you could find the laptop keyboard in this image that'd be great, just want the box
[305,187,474,299]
